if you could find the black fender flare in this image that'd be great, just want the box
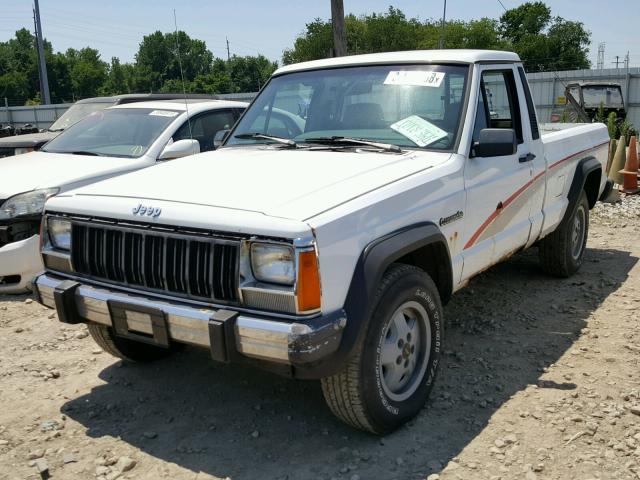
[293,222,452,379]
[567,156,602,212]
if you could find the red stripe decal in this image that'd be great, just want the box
[463,140,608,250]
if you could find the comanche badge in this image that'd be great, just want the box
[439,210,463,226]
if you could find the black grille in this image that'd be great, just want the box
[71,222,238,303]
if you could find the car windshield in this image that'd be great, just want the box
[582,86,624,108]
[227,64,469,151]
[49,101,114,131]
[42,108,180,158]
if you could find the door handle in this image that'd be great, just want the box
[519,153,536,163]
[497,201,503,210]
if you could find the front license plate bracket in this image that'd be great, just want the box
[107,301,170,348]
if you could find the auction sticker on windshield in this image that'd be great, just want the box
[149,110,179,117]
[384,71,445,88]
[391,115,448,147]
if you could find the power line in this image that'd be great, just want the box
[496,0,508,11]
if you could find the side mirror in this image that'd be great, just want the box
[213,129,230,149]
[473,128,517,158]
[158,139,200,160]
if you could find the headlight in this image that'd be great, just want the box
[0,188,59,220]
[14,147,34,155]
[48,217,72,250]
[250,243,295,285]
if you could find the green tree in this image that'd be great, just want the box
[65,47,108,98]
[100,57,128,95]
[135,30,213,90]
[500,2,590,72]
[499,1,551,44]
[283,19,332,64]
[227,55,277,92]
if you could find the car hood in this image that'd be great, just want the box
[0,131,58,148]
[69,146,451,221]
[0,150,148,199]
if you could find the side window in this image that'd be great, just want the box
[480,70,523,143]
[517,66,540,140]
[174,110,236,152]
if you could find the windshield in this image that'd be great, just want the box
[227,64,469,150]
[42,108,180,158]
[49,101,114,131]
[582,86,624,108]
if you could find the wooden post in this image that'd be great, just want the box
[331,0,346,57]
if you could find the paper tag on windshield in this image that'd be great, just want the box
[384,71,445,88]
[149,110,179,117]
[391,115,448,147]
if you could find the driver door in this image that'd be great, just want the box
[461,66,533,281]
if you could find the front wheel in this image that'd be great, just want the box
[539,190,589,277]
[321,264,443,434]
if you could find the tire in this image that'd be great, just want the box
[539,189,589,278]
[87,322,177,362]
[321,264,443,434]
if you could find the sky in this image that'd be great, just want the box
[2,0,638,69]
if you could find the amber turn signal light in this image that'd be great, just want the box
[297,250,321,312]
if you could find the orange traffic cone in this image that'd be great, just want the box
[619,135,639,194]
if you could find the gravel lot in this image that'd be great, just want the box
[1,195,639,480]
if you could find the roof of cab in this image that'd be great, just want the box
[274,49,521,76]
[75,93,220,104]
[109,99,248,113]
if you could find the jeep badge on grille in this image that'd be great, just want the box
[132,204,162,218]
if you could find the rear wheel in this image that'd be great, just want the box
[539,190,589,277]
[321,264,443,434]
[87,323,177,362]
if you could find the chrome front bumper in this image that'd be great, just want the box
[35,274,346,366]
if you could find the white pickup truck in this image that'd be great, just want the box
[34,50,610,434]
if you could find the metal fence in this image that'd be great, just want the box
[0,94,259,131]
[527,67,640,128]
[1,102,72,130]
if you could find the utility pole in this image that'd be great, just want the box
[226,37,230,61]
[612,56,621,68]
[439,0,447,49]
[330,0,346,57]
[624,51,630,70]
[33,0,51,104]
[596,43,605,69]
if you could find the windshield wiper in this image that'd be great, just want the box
[304,136,402,153]
[234,132,297,147]
[69,150,101,156]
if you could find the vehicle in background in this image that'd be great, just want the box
[0,93,220,158]
[32,50,610,433]
[551,81,626,123]
[0,99,247,293]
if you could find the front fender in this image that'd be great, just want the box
[293,222,451,379]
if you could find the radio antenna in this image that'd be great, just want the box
[173,9,193,144]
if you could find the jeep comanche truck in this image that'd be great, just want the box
[34,50,609,434]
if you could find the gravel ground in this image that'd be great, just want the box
[1,196,639,480]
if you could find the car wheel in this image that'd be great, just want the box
[321,263,443,434]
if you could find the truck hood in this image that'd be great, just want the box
[0,130,58,148]
[0,150,148,199]
[69,147,451,221]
